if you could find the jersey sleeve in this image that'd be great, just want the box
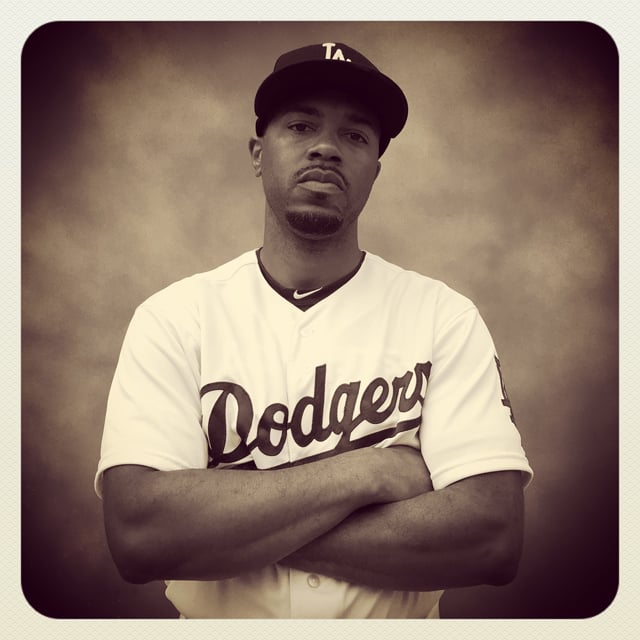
[420,304,533,490]
[94,301,208,498]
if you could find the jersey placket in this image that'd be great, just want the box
[282,309,341,616]
[283,308,323,465]
[288,567,344,618]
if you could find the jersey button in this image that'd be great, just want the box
[307,573,321,588]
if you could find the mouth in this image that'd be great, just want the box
[296,167,347,193]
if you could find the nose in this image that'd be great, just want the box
[307,134,342,163]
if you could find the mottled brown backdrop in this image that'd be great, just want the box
[21,21,618,619]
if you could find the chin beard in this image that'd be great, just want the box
[286,211,343,236]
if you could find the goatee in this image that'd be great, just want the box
[286,212,343,236]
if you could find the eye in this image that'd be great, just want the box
[346,131,369,144]
[288,122,314,133]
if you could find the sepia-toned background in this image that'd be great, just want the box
[21,21,618,619]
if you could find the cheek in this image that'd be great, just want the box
[353,169,379,200]
[260,161,295,211]
[260,146,294,189]
[262,160,286,188]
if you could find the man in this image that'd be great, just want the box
[96,41,533,619]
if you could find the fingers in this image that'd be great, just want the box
[372,446,432,503]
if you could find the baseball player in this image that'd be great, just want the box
[96,41,533,619]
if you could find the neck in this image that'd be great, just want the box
[260,214,363,290]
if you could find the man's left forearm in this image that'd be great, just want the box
[279,470,524,592]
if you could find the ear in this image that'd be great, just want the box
[248,137,263,177]
[374,161,381,181]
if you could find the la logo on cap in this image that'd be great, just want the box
[322,42,352,62]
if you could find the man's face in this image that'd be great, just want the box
[251,90,382,240]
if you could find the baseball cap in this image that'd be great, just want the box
[254,42,408,156]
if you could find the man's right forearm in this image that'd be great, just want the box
[102,446,429,583]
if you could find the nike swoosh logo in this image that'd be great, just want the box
[292,287,323,300]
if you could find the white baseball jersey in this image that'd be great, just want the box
[95,249,533,618]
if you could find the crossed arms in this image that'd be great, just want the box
[102,447,524,591]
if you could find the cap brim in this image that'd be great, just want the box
[254,60,408,143]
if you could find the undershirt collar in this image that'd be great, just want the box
[256,248,366,311]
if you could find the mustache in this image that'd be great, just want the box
[294,164,350,189]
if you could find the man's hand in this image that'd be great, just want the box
[367,446,433,504]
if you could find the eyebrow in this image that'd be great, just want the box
[285,104,379,131]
